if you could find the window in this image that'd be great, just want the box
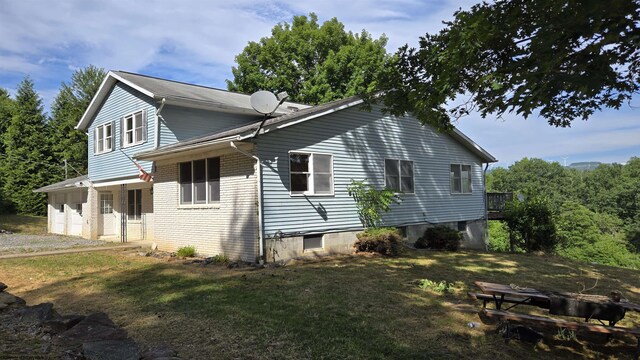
[128,189,142,220]
[122,110,146,147]
[450,164,472,194]
[289,153,333,195]
[75,204,82,216]
[100,193,113,214]
[303,234,324,251]
[385,159,414,193]
[59,204,65,213]
[94,123,113,154]
[457,221,467,231]
[179,157,220,205]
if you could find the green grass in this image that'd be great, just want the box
[0,214,47,235]
[0,249,638,359]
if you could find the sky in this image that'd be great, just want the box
[0,0,638,168]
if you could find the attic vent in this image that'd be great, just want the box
[287,106,300,112]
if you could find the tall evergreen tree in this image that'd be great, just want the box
[1,77,54,215]
[49,65,106,177]
[0,88,16,213]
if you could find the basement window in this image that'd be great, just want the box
[457,221,467,232]
[303,234,324,251]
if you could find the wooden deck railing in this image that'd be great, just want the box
[487,192,513,212]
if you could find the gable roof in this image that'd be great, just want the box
[76,71,310,131]
[135,96,498,163]
[33,175,89,193]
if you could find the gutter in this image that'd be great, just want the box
[229,141,265,264]
[483,163,490,251]
[154,98,166,150]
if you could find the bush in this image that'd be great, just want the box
[487,221,511,252]
[176,245,197,257]
[414,226,462,251]
[355,227,403,256]
[211,254,230,264]
[503,196,556,252]
[417,279,453,293]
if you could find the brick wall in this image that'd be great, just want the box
[153,151,259,261]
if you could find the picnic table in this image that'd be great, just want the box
[469,281,640,359]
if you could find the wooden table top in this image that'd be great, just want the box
[474,281,640,312]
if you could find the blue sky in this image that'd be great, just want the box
[0,0,638,167]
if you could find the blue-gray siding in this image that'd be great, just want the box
[87,83,155,181]
[256,106,486,237]
[159,106,259,146]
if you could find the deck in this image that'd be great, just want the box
[487,192,513,220]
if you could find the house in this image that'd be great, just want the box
[35,71,497,262]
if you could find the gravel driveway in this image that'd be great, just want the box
[0,234,109,255]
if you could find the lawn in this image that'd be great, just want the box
[0,249,638,359]
[0,214,47,235]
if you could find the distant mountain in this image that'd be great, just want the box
[567,162,602,171]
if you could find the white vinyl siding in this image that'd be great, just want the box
[289,152,333,195]
[450,164,472,194]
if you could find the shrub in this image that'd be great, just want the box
[415,226,462,251]
[354,227,403,256]
[347,179,400,228]
[211,254,230,264]
[487,221,511,252]
[417,279,453,293]
[176,245,197,257]
[503,196,556,252]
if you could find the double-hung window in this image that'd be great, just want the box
[179,157,220,205]
[450,164,472,194]
[94,123,113,154]
[289,153,333,195]
[385,159,414,193]
[128,189,142,220]
[122,110,146,147]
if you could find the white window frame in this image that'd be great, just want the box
[450,164,472,194]
[288,152,334,196]
[178,157,221,206]
[122,110,145,147]
[384,159,415,194]
[94,123,113,154]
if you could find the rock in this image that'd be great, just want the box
[0,291,25,306]
[141,346,178,359]
[0,282,7,292]
[43,315,86,334]
[57,312,128,346]
[82,339,139,360]
[0,302,7,310]
[18,303,60,327]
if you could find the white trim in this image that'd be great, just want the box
[384,158,415,194]
[288,151,334,196]
[94,123,114,155]
[93,177,147,187]
[450,163,473,194]
[76,71,155,131]
[122,109,146,148]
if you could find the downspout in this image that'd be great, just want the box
[230,141,264,264]
[154,98,166,150]
[483,163,490,251]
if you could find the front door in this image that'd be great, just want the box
[98,192,115,236]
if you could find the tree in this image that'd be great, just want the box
[379,0,640,130]
[48,65,106,177]
[1,78,54,215]
[0,88,16,213]
[227,13,389,104]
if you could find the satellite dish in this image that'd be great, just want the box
[250,91,279,115]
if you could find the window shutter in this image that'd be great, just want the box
[93,128,98,154]
[110,120,116,151]
[120,117,124,148]
[141,109,147,143]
